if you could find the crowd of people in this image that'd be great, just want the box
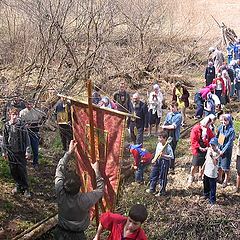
[1,44,240,239]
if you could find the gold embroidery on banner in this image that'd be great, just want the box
[82,171,88,192]
[85,124,108,162]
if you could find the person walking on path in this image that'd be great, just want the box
[147,130,174,196]
[194,84,216,119]
[113,81,131,112]
[126,143,153,184]
[217,114,235,188]
[209,47,225,73]
[2,108,31,197]
[20,100,46,168]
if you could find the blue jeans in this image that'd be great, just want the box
[135,163,146,182]
[29,132,40,165]
[237,89,240,101]
[169,138,177,170]
[149,158,170,193]
[194,94,204,117]
[203,175,217,204]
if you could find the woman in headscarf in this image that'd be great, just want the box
[217,114,235,187]
[205,60,215,86]
[98,96,117,109]
[221,70,231,104]
[172,82,189,126]
[204,92,215,116]
[188,116,215,185]
[148,84,163,135]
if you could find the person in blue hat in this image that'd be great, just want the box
[126,143,153,184]
[200,137,221,205]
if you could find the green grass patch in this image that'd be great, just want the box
[17,220,34,231]
[2,200,14,212]
[143,135,158,153]
[52,134,62,150]
[28,175,40,185]
[234,120,240,135]
[0,157,11,180]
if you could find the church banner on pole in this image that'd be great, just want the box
[71,100,126,213]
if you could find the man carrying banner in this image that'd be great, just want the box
[54,140,104,240]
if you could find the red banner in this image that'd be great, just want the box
[72,101,126,212]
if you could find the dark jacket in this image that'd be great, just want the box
[129,101,147,129]
[2,119,30,155]
[113,90,131,112]
[2,100,26,122]
[55,100,72,124]
[227,68,234,82]
[205,66,215,85]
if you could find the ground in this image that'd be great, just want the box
[1,75,240,240]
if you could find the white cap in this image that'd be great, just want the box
[208,114,216,121]
[153,84,159,90]
[132,92,139,99]
[209,47,215,52]
[200,116,212,127]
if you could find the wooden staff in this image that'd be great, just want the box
[151,136,173,164]
[87,79,100,227]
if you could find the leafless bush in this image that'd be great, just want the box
[0,0,214,101]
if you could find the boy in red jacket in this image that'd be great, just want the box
[93,204,148,240]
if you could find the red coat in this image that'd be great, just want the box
[212,77,226,94]
[100,212,148,240]
[190,124,214,156]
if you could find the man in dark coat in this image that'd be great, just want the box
[128,93,148,144]
[113,81,131,112]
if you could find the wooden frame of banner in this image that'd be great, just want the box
[57,96,140,119]
[87,79,100,227]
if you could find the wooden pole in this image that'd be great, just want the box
[87,79,100,227]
